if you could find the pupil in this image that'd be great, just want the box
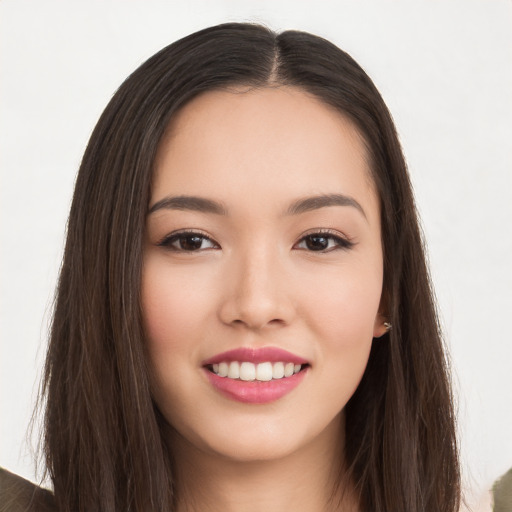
[181,236,203,250]
[306,235,328,251]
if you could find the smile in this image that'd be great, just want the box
[209,361,304,381]
[203,347,310,403]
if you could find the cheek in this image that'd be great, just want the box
[141,256,213,361]
[306,278,380,409]
[141,258,213,418]
[304,264,382,340]
[142,280,185,355]
[298,257,382,388]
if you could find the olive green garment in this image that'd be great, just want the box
[493,467,512,512]
[0,467,56,512]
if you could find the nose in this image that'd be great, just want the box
[218,248,294,330]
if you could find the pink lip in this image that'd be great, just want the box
[202,347,309,366]
[202,347,310,404]
[204,368,308,404]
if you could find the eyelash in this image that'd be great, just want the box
[157,229,354,253]
[157,230,219,252]
[293,229,355,252]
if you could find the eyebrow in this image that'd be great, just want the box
[148,195,227,215]
[286,194,367,219]
[148,193,366,219]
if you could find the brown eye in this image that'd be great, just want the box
[158,232,219,252]
[177,235,205,251]
[304,235,330,251]
[294,232,354,252]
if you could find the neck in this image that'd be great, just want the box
[168,415,359,512]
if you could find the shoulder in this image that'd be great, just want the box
[493,467,512,512]
[0,467,57,512]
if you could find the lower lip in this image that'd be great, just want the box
[204,368,308,404]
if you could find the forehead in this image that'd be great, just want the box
[152,86,377,215]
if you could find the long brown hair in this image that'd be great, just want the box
[40,23,460,511]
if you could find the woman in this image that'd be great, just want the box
[2,23,459,511]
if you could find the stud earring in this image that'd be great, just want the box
[383,321,392,332]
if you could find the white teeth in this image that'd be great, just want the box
[239,362,256,381]
[228,361,240,379]
[211,361,305,381]
[218,362,229,377]
[256,362,273,381]
[272,362,285,379]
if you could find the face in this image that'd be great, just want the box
[142,86,387,463]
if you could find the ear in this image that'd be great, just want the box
[373,293,390,338]
[373,310,389,338]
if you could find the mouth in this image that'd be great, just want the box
[202,347,310,403]
[206,361,309,381]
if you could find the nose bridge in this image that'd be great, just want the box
[220,241,290,329]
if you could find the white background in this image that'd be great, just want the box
[1,1,511,509]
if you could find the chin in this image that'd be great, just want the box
[168,406,344,465]
[208,429,302,462]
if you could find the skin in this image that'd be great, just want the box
[142,86,387,512]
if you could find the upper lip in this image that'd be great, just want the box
[202,347,309,366]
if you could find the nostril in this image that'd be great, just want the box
[227,317,287,330]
